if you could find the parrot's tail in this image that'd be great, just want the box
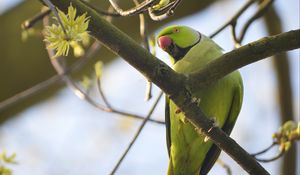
[167,158,200,175]
[167,159,173,175]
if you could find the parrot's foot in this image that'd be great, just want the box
[175,108,182,114]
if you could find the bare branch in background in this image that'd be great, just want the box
[21,8,51,30]
[2,10,104,113]
[237,0,274,43]
[251,142,276,157]
[79,0,121,17]
[148,0,182,21]
[145,81,153,101]
[95,66,164,125]
[217,159,232,175]
[209,0,256,38]
[251,141,294,163]
[43,14,110,111]
[254,151,285,163]
[96,72,112,109]
[108,0,158,16]
[109,91,163,175]
[263,5,297,175]
[210,0,274,47]
[107,0,182,21]
[251,120,299,165]
[42,0,68,35]
[0,40,99,112]
[132,0,153,101]
[251,142,285,163]
[0,74,61,112]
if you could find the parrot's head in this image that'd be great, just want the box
[157,25,201,64]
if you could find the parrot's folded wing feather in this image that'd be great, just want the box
[200,83,243,175]
[222,82,243,134]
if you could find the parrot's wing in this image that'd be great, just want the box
[165,96,171,156]
[200,83,243,175]
[222,82,243,135]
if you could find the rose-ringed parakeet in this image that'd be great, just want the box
[157,25,243,175]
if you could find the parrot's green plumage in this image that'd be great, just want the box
[157,26,243,175]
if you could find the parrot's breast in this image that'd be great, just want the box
[168,36,241,175]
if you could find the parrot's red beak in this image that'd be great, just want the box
[158,36,172,50]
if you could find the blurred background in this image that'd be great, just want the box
[0,0,299,175]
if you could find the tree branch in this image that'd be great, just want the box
[188,29,300,92]
[40,0,300,174]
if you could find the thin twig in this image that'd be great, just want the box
[151,0,176,13]
[0,74,61,112]
[108,0,181,20]
[80,0,121,17]
[109,0,158,16]
[145,81,153,101]
[42,0,68,35]
[209,0,256,38]
[111,109,165,125]
[43,13,104,107]
[22,8,51,29]
[131,0,153,101]
[96,76,112,109]
[109,91,163,175]
[217,159,232,175]
[93,5,115,110]
[251,142,276,156]
[230,0,274,46]
[230,22,241,48]
[43,31,108,111]
[109,109,165,125]
[148,0,182,21]
[238,0,274,43]
[0,41,99,112]
[254,150,285,163]
[93,46,163,124]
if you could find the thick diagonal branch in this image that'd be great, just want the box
[40,0,300,174]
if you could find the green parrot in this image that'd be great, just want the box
[157,25,243,175]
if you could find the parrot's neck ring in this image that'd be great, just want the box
[170,32,201,63]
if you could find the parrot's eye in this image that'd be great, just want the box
[173,28,180,33]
